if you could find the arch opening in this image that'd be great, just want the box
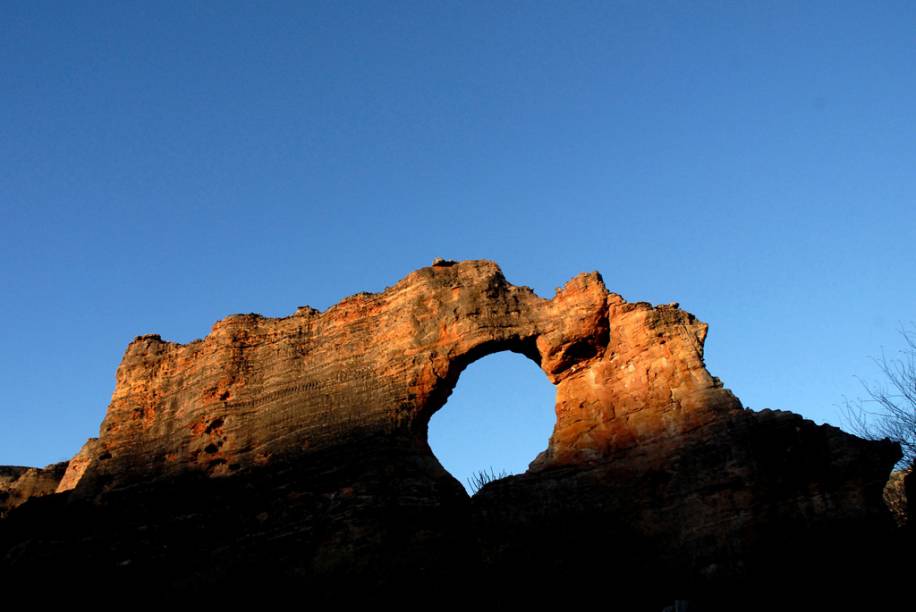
[427,351,556,495]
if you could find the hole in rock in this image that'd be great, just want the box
[428,351,556,495]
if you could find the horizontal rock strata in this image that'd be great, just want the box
[0,462,68,518]
[0,259,907,606]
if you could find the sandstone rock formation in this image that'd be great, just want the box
[0,462,67,518]
[55,437,98,493]
[33,260,744,495]
[0,260,908,607]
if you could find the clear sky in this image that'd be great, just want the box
[1,2,914,491]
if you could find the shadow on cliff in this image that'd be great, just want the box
[1,417,911,609]
[0,431,474,597]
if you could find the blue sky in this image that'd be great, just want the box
[1,2,914,491]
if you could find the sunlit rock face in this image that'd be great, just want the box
[0,463,67,518]
[0,260,906,605]
[57,259,743,494]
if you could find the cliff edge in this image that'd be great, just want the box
[0,260,906,607]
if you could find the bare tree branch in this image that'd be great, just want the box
[842,323,916,469]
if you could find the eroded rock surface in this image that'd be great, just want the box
[55,438,98,493]
[46,260,744,496]
[0,260,907,606]
[0,462,67,518]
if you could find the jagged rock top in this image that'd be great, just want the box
[0,259,904,603]
[49,259,743,496]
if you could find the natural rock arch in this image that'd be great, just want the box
[62,258,739,495]
[426,348,557,491]
[2,259,903,603]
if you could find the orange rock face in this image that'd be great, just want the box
[68,259,741,495]
[0,259,904,603]
[55,438,98,493]
[536,296,741,466]
[0,462,67,518]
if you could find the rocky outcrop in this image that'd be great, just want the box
[0,260,907,606]
[904,462,915,525]
[42,260,744,497]
[55,438,98,493]
[0,462,68,518]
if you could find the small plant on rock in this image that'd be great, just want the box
[467,467,509,495]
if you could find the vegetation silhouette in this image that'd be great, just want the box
[842,323,916,469]
[466,467,509,495]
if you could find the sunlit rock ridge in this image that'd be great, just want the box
[0,259,907,607]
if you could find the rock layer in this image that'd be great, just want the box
[0,462,67,518]
[0,260,907,605]
[59,260,744,496]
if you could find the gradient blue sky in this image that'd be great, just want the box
[2,2,914,491]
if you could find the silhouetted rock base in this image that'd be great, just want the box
[2,419,910,609]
